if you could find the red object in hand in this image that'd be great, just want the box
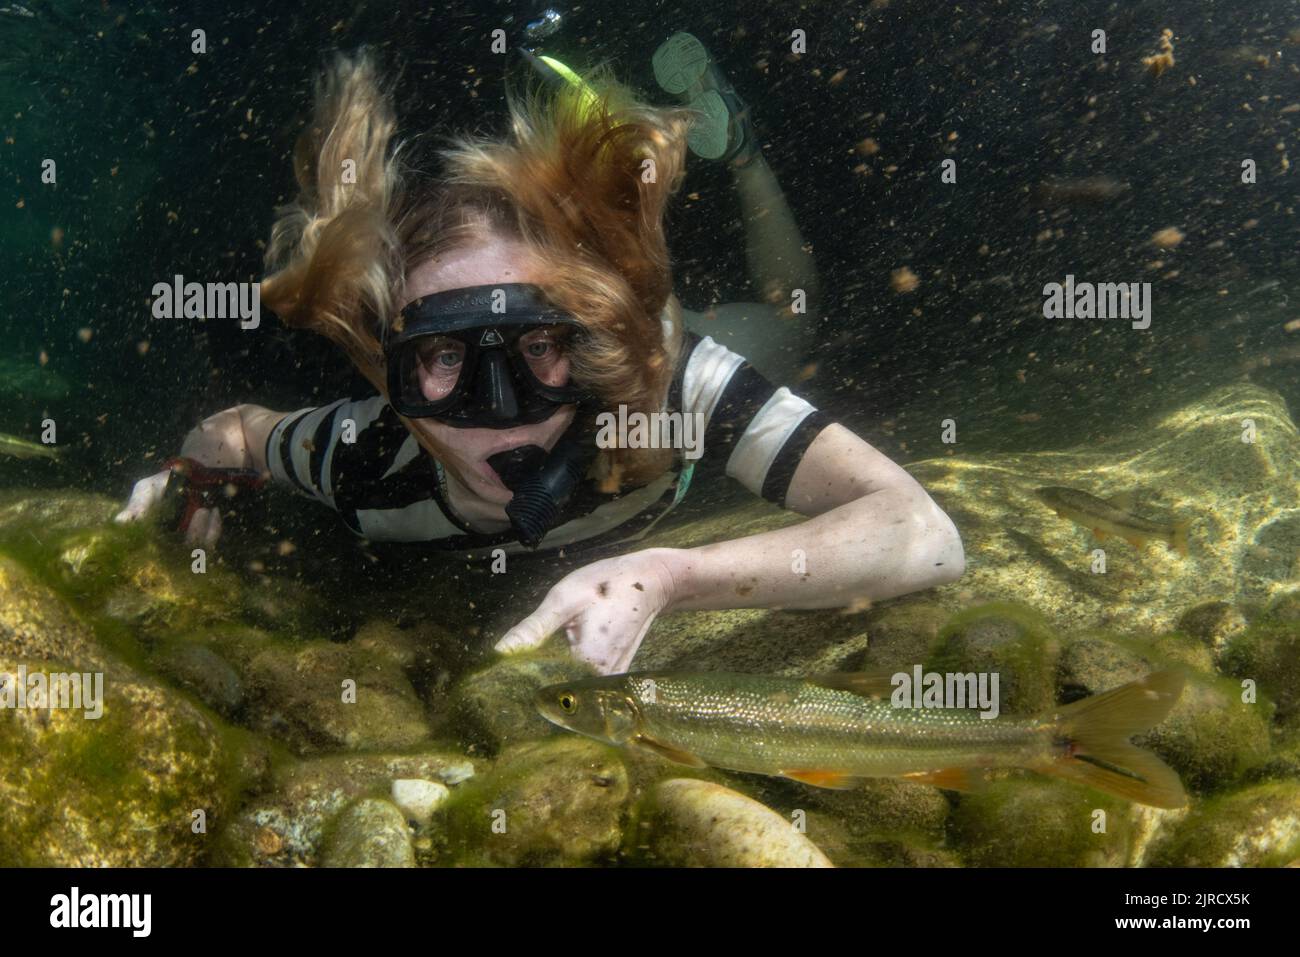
[162,457,268,533]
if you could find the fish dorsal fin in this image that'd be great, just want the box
[1106,489,1139,512]
[780,769,866,790]
[806,670,897,700]
[631,735,709,768]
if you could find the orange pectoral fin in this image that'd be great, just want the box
[900,768,986,793]
[780,769,866,790]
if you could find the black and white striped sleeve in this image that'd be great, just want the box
[682,336,834,505]
[264,395,388,508]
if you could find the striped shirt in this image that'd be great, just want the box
[265,332,832,554]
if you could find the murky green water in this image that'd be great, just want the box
[1,0,1297,868]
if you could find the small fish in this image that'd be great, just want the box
[0,432,59,460]
[1035,485,1190,556]
[0,357,71,401]
[1033,176,1130,206]
[536,669,1188,808]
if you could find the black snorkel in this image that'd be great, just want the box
[487,407,599,548]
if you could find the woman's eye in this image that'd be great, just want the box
[526,340,552,358]
[417,341,463,370]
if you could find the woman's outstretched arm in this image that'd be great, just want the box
[657,423,965,613]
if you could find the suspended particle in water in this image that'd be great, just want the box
[1151,226,1185,248]
[890,266,920,294]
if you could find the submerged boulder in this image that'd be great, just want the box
[949,778,1132,867]
[214,749,477,867]
[0,652,247,866]
[319,798,416,868]
[440,737,630,867]
[629,778,834,867]
[1144,781,1300,867]
[444,653,593,755]
[240,637,433,755]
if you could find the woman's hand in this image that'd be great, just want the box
[495,548,680,675]
[113,406,251,548]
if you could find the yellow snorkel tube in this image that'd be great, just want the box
[517,47,602,122]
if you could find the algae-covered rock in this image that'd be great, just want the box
[948,778,1132,867]
[1220,617,1300,726]
[242,638,432,754]
[783,778,951,845]
[0,489,119,541]
[319,798,416,868]
[445,653,593,755]
[150,639,245,717]
[857,600,949,670]
[1056,633,1272,793]
[0,653,247,867]
[628,778,834,867]
[441,738,630,867]
[0,553,110,669]
[1176,601,1248,656]
[927,603,1059,715]
[1141,675,1272,794]
[214,749,477,867]
[1144,781,1300,867]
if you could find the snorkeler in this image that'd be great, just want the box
[115,41,965,675]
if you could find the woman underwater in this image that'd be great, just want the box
[116,37,965,675]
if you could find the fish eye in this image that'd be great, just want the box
[558,692,578,714]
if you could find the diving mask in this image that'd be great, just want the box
[385,283,590,427]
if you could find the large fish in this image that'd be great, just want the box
[1035,486,1190,556]
[536,669,1187,808]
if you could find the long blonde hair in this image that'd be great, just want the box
[261,50,696,489]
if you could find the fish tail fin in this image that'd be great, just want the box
[1169,521,1191,558]
[1036,669,1187,808]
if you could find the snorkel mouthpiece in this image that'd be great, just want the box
[488,426,592,548]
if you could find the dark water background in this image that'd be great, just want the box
[2,0,1297,534]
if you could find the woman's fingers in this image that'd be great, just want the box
[184,507,222,549]
[495,590,576,654]
[113,471,171,524]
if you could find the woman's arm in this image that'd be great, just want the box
[496,422,965,674]
[237,405,291,473]
[115,404,290,546]
[176,404,288,473]
[655,423,965,612]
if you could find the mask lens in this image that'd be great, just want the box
[387,318,586,424]
[412,336,466,401]
[516,325,573,389]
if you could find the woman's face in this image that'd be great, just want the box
[397,239,576,506]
